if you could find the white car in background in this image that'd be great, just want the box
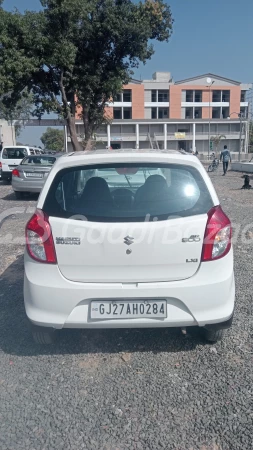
[24,149,235,344]
[0,146,43,182]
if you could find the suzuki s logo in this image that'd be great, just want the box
[124,236,134,246]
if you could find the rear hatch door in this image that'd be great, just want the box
[50,215,208,283]
[44,162,214,283]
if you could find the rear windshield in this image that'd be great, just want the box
[43,163,213,222]
[21,156,56,166]
[2,148,28,159]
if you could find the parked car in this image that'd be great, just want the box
[0,146,44,182]
[24,149,234,344]
[12,154,60,198]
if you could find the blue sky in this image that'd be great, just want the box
[4,0,253,146]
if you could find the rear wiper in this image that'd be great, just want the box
[124,175,132,188]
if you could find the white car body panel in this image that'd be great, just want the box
[24,249,234,329]
[50,214,207,283]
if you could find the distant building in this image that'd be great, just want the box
[0,119,16,147]
[72,72,252,154]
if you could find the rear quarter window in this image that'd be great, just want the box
[2,148,28,159]
[43,163,214,222]
[21,156,56,166]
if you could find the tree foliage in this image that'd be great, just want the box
[40,127,64,152]
[210,134,226,155]
[0,90,34,138]
[0,0,173,151]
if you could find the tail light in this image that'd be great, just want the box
[0,162,2,169]
[201,206,232,262]
[12,169,20,177]
[25,209,57,264]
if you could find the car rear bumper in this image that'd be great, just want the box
[12,177,44,193]
[1,171,12,180]
[24,250,235,330]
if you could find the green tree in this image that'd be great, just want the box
[0,90,34,138]
[210,134,226,156]
[0,0,173,151]
[40,127,64,152]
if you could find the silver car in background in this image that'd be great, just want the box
[12,154,60,199]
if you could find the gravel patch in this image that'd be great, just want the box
[0,171,252,450]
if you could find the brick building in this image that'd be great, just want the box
[73,72,252,154]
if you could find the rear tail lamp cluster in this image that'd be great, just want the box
[25,209,57,264]
[201,206,232,261]
[12,169,20,177]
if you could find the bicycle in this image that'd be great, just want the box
[208,157,219,172]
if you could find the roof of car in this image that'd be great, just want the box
[3,145,41,149]
[50,149,201,172]
[65,149,188,157]
[27,153,61,158]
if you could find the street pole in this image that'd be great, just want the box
[64,125,68,153]
[239,113,242,162]
[206,80,214,159]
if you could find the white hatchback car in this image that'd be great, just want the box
[24,150,235,344]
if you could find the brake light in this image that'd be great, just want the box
[0,162,2,168]
[25,209,57,264]
[12,169,20,177]
[201,206,232,262]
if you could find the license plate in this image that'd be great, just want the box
[91,300,167,319]
[26,173,43,178]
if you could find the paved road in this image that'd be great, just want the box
[0,170,252,450]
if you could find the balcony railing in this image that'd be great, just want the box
[94,131,244,139]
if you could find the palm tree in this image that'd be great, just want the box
[210,134,226,157]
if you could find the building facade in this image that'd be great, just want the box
[73,72,252,154]
[0,120,16,147]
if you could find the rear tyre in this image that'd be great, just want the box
[15,191,24,200]
[203,328,224,343]
[208,164,214,173]
[31,325,55,344]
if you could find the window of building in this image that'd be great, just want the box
[212,91,221,102]
[212,107,221,119]
[221,107,229,119]
[194,91,202,102]
[151,90,157,102]
[113,108,122,119]
[240,107,248,118]
[178,127,189,133]
[158,90,169,102]
[186,91,194,102]
[241,91,246,102]
[185,107,193,119]
[194,107,202,119]
[123,107,132,119]
[151,107,157,119]
[114,93,122,102]
[222,90,230,102]
[111,143,121,149]
[158,108,168,119]
[123,90,132,102]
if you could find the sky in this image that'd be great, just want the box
[3,0,253,146]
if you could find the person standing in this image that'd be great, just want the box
[220,145,231,176]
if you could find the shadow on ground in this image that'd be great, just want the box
[2,192,39,202]
[0,256,202,357]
